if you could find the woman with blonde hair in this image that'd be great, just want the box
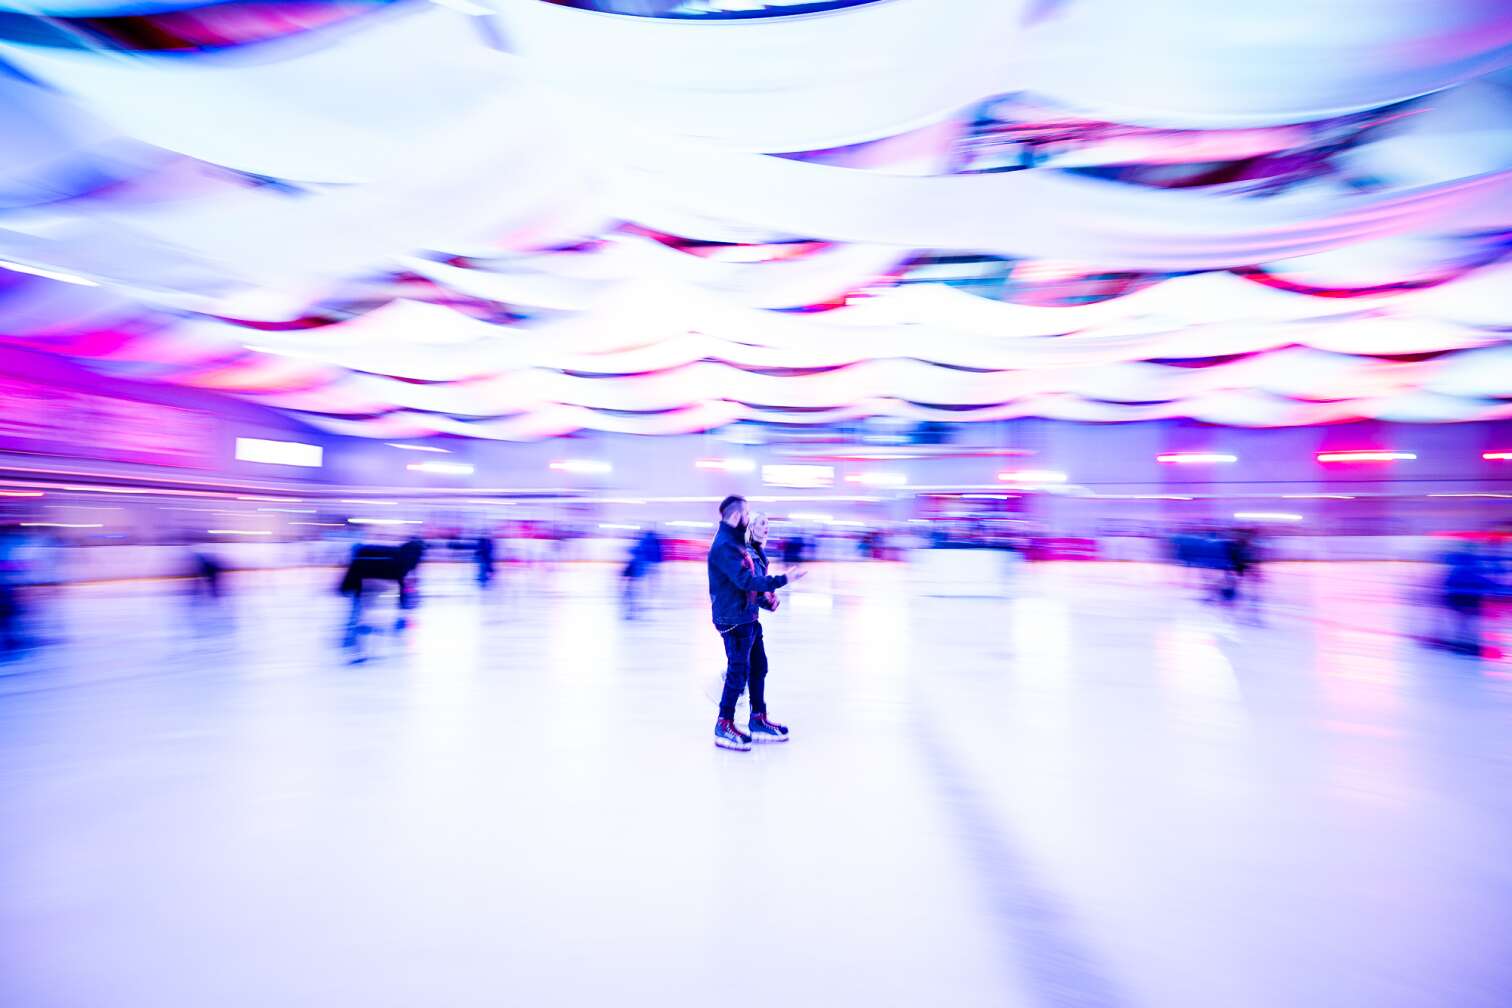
[747,512,781,616]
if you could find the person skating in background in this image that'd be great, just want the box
[338,538,426,660]
[192,549,225,600]
[621,527,664,619]
[707,496,804,751]
[1439,543,1499,656]
[0,522,24,655]
[396,535,426,616]
[780,529,806,567]
[1228,528,1265,622]
[475,533,495,588]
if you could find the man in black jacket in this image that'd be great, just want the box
[708,495,803,751]
[339,539,425,658]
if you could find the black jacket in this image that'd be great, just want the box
[338,541,424,596]
[707,523,787,626]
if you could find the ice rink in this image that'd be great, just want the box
[3,559,1510,1008]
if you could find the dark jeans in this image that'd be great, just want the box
[717,620,768,721]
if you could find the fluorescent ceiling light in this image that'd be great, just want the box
[235,437,323,468]
[387,443,451,454]
[550,460,612,475]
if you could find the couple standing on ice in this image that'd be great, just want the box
[706,494,807,751]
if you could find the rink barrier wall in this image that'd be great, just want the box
[22,536,1455,586]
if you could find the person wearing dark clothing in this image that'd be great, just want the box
[781,533,804,566]
[194,552,225,599]
[707,496,802,751]
[621,529,664,618]
[475,535,495,587]
[0,524,25,654]
[339,540,426,657]
[1227,529,1264,620]
[396,536,425,611]
[1440,547,1498,655]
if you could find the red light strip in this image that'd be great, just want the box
[1316,451,1416,463]
[1156,453,1238,464]
[1483,451,1512,461]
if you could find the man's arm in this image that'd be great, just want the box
[711,540,788,593]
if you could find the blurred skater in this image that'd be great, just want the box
[396,535,426,614]
[1226,528,1265,621]
[192,550,225,600]
[474,533,495,588]
[183,546,232,636]
[338,539,425,661]
[620,527,663,619]
[1438,545,1499,656]
[0,522,23,655]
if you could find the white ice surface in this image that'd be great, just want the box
[2,560,1509,1007]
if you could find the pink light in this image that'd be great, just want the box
[1156,453,1238,464]
[1483,451,1512,461]
[1316,451,1416,463]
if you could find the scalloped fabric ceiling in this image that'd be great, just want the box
[1,0,1511,439]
